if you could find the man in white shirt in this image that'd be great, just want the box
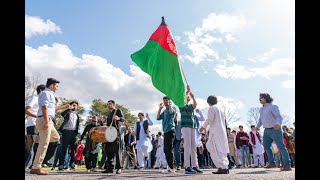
[133,112,153,169]
[155,132,167,169]
[249,125,265,168]
[25,84,45,167]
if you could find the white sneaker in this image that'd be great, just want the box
[161,169,175,174]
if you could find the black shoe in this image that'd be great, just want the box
[44,161,53,167]
[228,165,236,169]
[176,165,181,170]
[192,167,203,173]
[212,168,229,174]
[102,169,113,173]
[58,165,65,171]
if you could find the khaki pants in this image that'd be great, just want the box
[122,147,136,168]
[228,142,240,165]
[32,117,60,169]
[181,128,197,168]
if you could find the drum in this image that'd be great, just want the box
[88,126,117,143]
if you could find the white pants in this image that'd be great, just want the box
[206,135,228,169]
[181,128,197,168]
[137,143,149,168]
[155,154,167,168]
[253,153,265,167]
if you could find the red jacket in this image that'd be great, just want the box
[236,131,250,149]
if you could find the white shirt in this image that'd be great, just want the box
[63,111,78,130]
[25,96,38,128]
[157,136,164,151]
[133,117,153,141]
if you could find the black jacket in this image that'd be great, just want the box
[135,120,149,141]
[124,133,136,147]
[58,109,80,133]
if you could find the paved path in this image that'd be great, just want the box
[25,167,295,180]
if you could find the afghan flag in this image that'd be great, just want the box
[131,17,186,107]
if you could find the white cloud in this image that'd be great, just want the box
[215,64,254,79]
[25,43,165,115]
[174,36,181,42]
[181,13,247,64]
[282,79,295,89]
[248,48,278,63]
[25,15,62,39]
[201,13,247,34]
[215,57,295,80]
[225,34,236,42]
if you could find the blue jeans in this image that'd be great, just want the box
[240,145,251,167]
[263,128,291,165]
[64,146,70,168]
[147,152,152,168]
[173,139,181,166]
[53,144,62,167]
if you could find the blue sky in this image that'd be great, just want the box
[25,0,295,133]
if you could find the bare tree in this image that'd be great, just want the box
[220,104,241,127]
[246,107,260,126]
[25,72,43,101]
[282,114,292,127]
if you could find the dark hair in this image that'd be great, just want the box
[36,84,46,95]
[239,125,243,128]
[69,101,79,106]
[163,96,170,100]
[55,97,59,104]
[157,131,162,136]
[227,127,231,130]
[259,93,273,103]
[207,95,217,105]
[251,125,255,128]
[138,112,144,116]
[107,100,115,105]
[46,78,60,88]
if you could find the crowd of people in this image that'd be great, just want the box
[25,77,295,175]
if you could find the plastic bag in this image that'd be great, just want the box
[271,141,280,154]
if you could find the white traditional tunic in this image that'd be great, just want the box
[203,105,229,169]
[249,130,264,155]
[133,117,153,168]
[155,136,167,168]
[249,130,265,166]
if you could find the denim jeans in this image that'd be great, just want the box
[147,152,152,168]
[240,145,251,167]
[263,128,291,165]
[53,144,62,167]
[173,139,181,166]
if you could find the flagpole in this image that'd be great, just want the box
[178,58,190,95]
[179,61,188,86]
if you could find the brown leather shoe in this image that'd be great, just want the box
[264,164,277,168]
[280,164,292,171]
[30,168,48,175]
